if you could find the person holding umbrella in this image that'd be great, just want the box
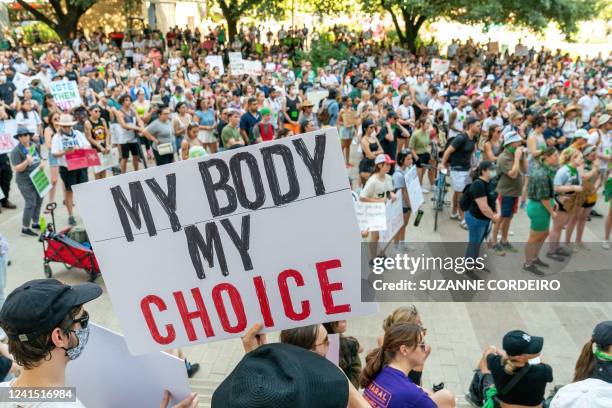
[10,127,45,237]
[51,114,91,226]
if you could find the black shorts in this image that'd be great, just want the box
[120,142,140,159]
[416,153,431,168]
[59,167,88,192]
[403,207,411,214]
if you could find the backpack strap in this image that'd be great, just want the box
[499,365,531,396]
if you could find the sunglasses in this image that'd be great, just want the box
[72,311,89,329]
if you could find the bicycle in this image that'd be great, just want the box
[423,164,448,232]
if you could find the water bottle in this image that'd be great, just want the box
[413,209,424,227]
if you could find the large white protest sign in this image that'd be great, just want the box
[405,166,424,212]
[431,58,450,74]
[306,89,328,110]
[13,72,32,97]
[381,198,403,242]
[74,128,377,354]
[228,52,243,63]
[205,55,224,75]
[92,148,120,174]
[515,44,528,57]
[66,324,191,408]
[353,199,387,232]
[0,120,17,154]
[243,60,263,76]
[50,80,83,111]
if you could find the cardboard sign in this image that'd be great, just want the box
[230,61,245,76]
[50,80,83,111]
[66,148,101,170]
[352,192,387,232]
[228,52,243,63]
[380,198,403,242]
[205,55,224,75]
[405,166,424,212]
[488,42,499,54]
[13,72,32,97]
[74,129,377,355]
[431,59,450,74]
[243,60,263,76]
[0,120,17,154]
[265,62,276,72]
[515,44,528,57]
[29,167,52,198]
[306,90,328,110]
[92,149,120,174]
[66,324,191,408]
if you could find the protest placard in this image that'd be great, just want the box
[228,52,243,63]
[13,72,31,97]
[306,89,328,110]
[50,81,83,111]
[230,61,246,76]
[405,166,424,212]
[354,201,387,231]
[515,44,528,57]
[66,148,101,171]
[243,60,263,76]
[66,324,191,408]
[205,55,224,75]
[265,62,276,72]
[0,120,17,154]
[93,148,120,174]
[431,59,450,74]
[380,198,403,242]
[325,333,340,366]
[488,42,499,54]
[29,167,52,198]
[74,128,377,354]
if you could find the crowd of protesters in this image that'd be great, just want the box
[0,21,609,407]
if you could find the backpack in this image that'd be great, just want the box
[317,100,331,125]
[459,183,473,212]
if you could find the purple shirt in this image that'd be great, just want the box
[363,366,437,408]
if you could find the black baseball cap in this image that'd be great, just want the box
[0,279,102,342]
[593,321,612,349]
[212,343,348,408]
[503,330,544,356]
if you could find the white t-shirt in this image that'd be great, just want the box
[578,95,599,123]
[588,129,611,170]
[360,174,393,199]
[550,378,612,408]
[50,130,91,168]
[449,108,468,138]
[0,381,86,408]
[15,111,41,137]
[482,116,503,133]
[121,41,134,58]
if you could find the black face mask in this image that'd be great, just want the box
[593,360,612,383]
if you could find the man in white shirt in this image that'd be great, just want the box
[482,105,504,132]
[320,67,339,89]
[578,86,600,125]
[448,96,469,139]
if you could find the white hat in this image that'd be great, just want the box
[503,131,522,146]
[439,90,448,96]
[574,129,590,139]
[486,74,495,81]
[597,88,608,96]
[549,379,612,408]
[481,86,492,93]
[598,114,610,127]
[374,154,395,165]
[57,114,77,126]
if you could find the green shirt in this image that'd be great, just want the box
[496,151,524,197]
[409,128,430,154]
[528,162,554,201]
[221,125,242,147]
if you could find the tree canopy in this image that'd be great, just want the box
[15,0,97,41]
[359,0,602,51]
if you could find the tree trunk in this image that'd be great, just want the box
[403,14,426,53]
[226,16,238,45]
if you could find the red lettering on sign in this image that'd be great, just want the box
[278,269,311,321]
[212,283,247,333]
[140,295,176,345]
[316,259,351,314]
[253,276,275,327]
[173,288,215,341]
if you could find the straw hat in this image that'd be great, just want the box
[57,114,77,126]
[302,100,314,108]
[564,104,580,115]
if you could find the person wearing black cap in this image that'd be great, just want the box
[467,330,552,408]
[0,279,103,404]
[10,127,45,237]
[550,321,612,407]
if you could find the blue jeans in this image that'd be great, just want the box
[465,211,491,261]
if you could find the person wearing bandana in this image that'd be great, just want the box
[9,127,45,237]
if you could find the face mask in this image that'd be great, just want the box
[489,170,497,179]
[63,325,90,360]
[506,146,516,154]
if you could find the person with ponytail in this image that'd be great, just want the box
[466,330,552,408]
[523,147,559,275]
[550,321,612,407]
[361,323,455,408]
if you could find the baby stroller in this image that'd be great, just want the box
[39,203,101,282]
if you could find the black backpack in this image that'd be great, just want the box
[460,183,473,212]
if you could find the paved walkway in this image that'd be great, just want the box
[1,153,610,405]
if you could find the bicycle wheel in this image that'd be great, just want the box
[434,206,439,232]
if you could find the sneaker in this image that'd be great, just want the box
[555,247,572,257]
[523,263,545,276]
[576,242,590,251]
[422,187,430,194]
[533,258,550,268]
[186,361,200,378]
[31,223,41,230]
[2,200,16,209]
[493,243,506,256]
[21,228,37,237]
[546,252,565,262]
[460,220,468,230]
[450,213,460,220]
[501,241,518,253]
[68,216,77,226]
[590,209,603,218]
[603,241,611,250]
